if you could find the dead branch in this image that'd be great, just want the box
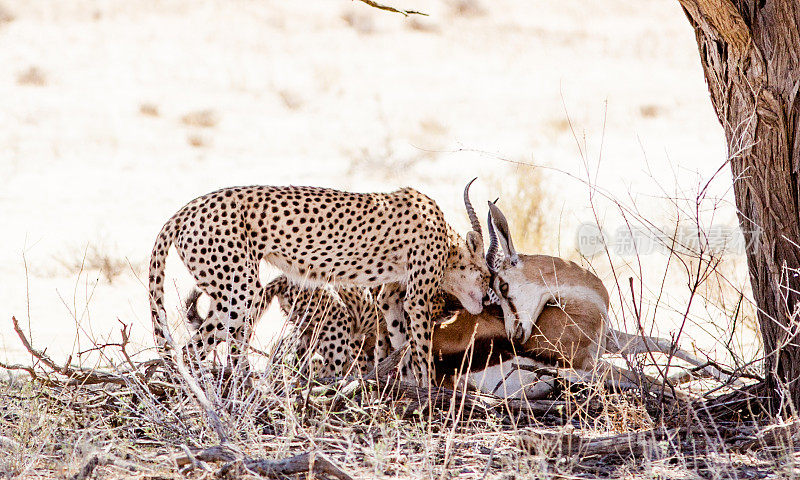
[173,444,240,466]
[729,420,800,452]
[3,316,169,394]
[356,0,426,17]
[238,451,353,480]
[182,446,353,480]
[519,427,676,459]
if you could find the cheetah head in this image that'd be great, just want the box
[444,230,489,315]
[442,178,491,315]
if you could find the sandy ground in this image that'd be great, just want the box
[0,0,751,366]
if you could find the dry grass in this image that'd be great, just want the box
[0,3,14,24]
[138,103,160,117]
[639,104,662,118]
[491,165,556,253]
[448,0,486,17]
[278,89,304,111]
[406,17,440,34]
[187,133,209,148]
[343,118,438,183]
[16,66,47,87]
[55,244,132,284]
[341,9,376,35]
[0,315,792,480]
[181,109,220,128]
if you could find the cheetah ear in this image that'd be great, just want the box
[465,230,483,256]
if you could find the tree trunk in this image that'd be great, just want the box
[679,0,800,412]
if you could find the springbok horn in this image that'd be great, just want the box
[463,178,482,238]
[485,202,501,273]
[487,201,519,265]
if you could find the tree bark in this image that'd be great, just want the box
[679,0,800,412]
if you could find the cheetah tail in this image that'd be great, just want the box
[148,217,180,356]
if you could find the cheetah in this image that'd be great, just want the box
[149,182,490,383]
[184,275,464,378]
[184,276,380,377]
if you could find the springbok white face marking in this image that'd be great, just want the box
[492,262,553,343]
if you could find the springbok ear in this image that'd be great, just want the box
[465,230,483,256]
[487,201,519,265]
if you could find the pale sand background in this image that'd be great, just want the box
[0,1,754,366]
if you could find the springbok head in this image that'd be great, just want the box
[485,201,545,343]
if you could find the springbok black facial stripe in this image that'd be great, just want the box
[506,300,518,315]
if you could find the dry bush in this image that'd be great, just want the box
[639,104,662,118]
[448,0,486,17]
[0,316,790,480]
[491,165,556,253]
[55,244,132,284]
[181,109,219,128]
[187,133,209,148]
[341,9,375,34]
[277,89,304,111]
[0,3,14,24]
[16,66,47,87]
[138,103,160,117]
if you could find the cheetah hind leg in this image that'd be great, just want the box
[182,289,219,368]
[188,276,267,389]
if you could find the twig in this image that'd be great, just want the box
[3,316,169,394]
[480,435,501,480]
[356,0,427,16]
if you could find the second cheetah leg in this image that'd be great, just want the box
[402,282,435,385]
[377,283,408,368]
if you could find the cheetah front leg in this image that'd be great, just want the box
[377,283,407,356]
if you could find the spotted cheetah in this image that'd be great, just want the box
[184,276,380,377]
[149,182,489,383]
[185,275,462,378]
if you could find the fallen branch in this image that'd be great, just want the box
[519,427,676,459]
[175,446,353,480]
[236,451,353,480]
[729,419,800,452]
[3,316,168,394]
[356,0,426,16]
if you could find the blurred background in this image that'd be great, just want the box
[0,1,754,369]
